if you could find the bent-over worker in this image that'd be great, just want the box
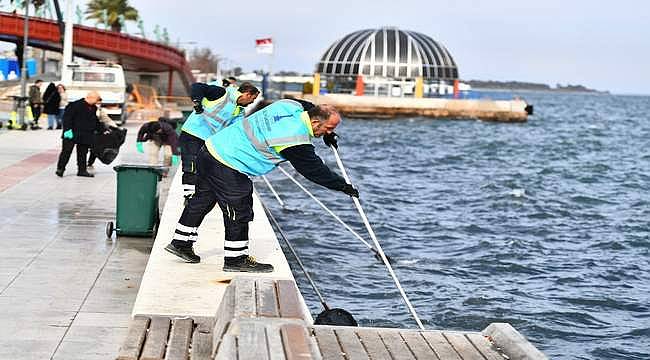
[164,99,358,273]
[179,82,259,201]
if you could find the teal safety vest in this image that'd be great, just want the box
[181,85,244,140]
[206,99,312,177]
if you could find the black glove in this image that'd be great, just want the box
[341,183,359,198]
[192,99,203,114]
[323,132,338,149]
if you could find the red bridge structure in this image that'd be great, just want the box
[0,11,194,95]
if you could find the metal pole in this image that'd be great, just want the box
[167,68,173,96]
[261,175,285,207]
[62,0,74,79]
[18,1,30,126]
[330,146,425,330]
[259,198,329,310]
[277,166,377,254]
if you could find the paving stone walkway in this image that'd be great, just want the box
[0,122,172,360]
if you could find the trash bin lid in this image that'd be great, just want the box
[113,164,168,174]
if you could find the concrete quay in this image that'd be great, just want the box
[116,134,547,359]
[0,121,171,360]
[293,93,531,122]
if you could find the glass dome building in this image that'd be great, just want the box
[315,27,460,96]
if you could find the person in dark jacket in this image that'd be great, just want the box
[42,82,61,130]
[55,91,102,177]
[136,118,180,166]
[28,79,43,129]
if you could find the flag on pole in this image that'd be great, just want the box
[255,38,274,54]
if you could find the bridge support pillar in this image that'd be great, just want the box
[167,68,173,96]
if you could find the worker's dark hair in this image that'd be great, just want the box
[35,79,43,84]
[228,76,237,82]
[150,121,162,133]
[307,104,338,122]
[238,82,260,95]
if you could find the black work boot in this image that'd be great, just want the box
[55,169,64,177]
[165,242,200,263]
[223,255,273,273]
[77,171,94,177]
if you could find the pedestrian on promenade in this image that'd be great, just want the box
[179,81,259,201]
[87,100,120,168]
[42,83,61,130]
[165,100,358,273]
[136,117,180,167]
[28,79,43,130]
[55,91,102,178]
[56,84,68,129]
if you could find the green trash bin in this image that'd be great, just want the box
[106,165,166,238]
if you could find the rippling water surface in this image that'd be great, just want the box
[257,93,650,359]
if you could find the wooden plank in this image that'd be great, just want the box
[483,323,547,360]
[444,332,484,360]
[256,279,279,317]
[165,318,194,360]
[400,331,440,360]
[313,327,345,360]
[140,316,171,360]
[379,330,415,360]
[213,281,236,355]
[116,316,150,360]
[333,328,369,360]
[235,277,257,317]
[215,334,237,360]
[465,333,505,360]
[238,321,269,360]
[276,280,303,319]
[421,331,461,360]
[265,323,286,360]
[356,329,391,360]
[281,323,313,360]
[191,322,214,360]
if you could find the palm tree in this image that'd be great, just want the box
[85,0,138,33]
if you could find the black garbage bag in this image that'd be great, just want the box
[314,308,358,326]
[93,127,127,165]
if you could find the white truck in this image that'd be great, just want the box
[62,61,127,124]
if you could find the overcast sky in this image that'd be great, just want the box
[91,1,648,94]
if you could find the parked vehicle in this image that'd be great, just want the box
[62,61,127,124]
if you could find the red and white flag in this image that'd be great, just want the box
[255,38,274,54]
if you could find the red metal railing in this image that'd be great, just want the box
[0,12,194,91]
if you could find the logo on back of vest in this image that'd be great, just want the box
[272,114,293,122]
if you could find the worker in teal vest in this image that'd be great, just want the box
[165,99,359,272]
[178,81,259,200]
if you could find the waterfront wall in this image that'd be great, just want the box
[295,93,530,122]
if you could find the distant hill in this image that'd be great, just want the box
[467,80,608,94]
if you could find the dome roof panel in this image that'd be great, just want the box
[316,27,458,80]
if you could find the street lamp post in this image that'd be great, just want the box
[18,1,30,127]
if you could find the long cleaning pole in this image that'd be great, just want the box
[330,146,425,329]
[261,175,285,207]
[277,166,384,259]
[260,198,329,310]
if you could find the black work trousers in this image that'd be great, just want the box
[57,139,89,173]
[31,104,42,125]
[87,152,97,166]
[178,147,253,244]
[178,132,205,186]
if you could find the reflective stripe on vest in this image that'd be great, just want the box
[181,87,241,139]
[206,100,311,177]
